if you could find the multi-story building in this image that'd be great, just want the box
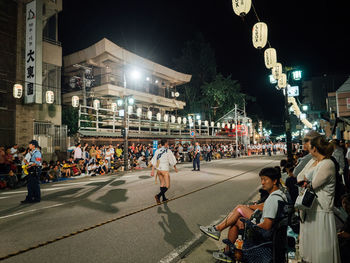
[0,0,65,157]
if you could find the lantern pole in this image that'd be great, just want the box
[284,74,293,162]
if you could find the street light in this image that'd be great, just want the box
[302,105,308,111]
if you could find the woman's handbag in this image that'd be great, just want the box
[295,185,317,209]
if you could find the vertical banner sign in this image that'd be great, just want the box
[25,0,36,103]
[152,140,158,155]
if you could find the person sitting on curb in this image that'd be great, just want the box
[199,167,287,262]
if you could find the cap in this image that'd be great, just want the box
[29,140,39,147]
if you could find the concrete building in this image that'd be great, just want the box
[0,0,65,157]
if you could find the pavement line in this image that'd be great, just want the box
[0,203,69,219]
[0,160,277,261]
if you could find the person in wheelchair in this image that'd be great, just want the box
[200,167,288,263]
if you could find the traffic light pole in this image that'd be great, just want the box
[284,84,293,162]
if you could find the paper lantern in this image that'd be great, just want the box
[227,123,231,129]
[136,107,142,117]
[147,110,152,120]
[198,120,202,125]
[204,120,208,126]
[189,118,193,124]
[211,121,214,127]
[264,48,277,69]
[272,63,282,80]
[177,117,182,124]
[13,84,23,98]
[222,123,225,128]
[232,0,251,17]
[183,117,187,124]
[217,123,220,128]
[111,102,117,112]
[119,109,124,117]
[128,105,133,115]
[252,22,268,49]
[46,91,54,104]
[72,96,79,108]
[93,99,100,110]
[278,73,287,89]
[164,114,169,122]
[171,115,176,123]
[232,124,235,129]
[156,113,161,121]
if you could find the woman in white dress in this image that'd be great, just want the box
[300,135,340,263]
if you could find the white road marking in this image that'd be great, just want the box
[230,162,242,166]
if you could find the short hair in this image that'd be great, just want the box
[259,167,281,186]
[160,139,167,146]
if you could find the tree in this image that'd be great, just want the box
[201,74,245,120]
[62,106,79,136]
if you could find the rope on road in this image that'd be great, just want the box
[0,160,276,261]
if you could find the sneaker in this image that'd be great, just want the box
[155,195,161,205]
[199,225,220,240]
[212,251,233,263]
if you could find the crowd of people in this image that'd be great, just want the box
[199,131,350,263]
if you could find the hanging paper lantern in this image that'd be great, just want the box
[252,22,268,49]
[264,48,277,69]
[119,109,124,117]
[93,99,100,110]
[211,121,214,127]
[156,113,161,121]
[232,124,236,129]
[278,73,287,89]
[217,122,220,128]
[227,123,231,129]
[171,115,176,123]
[164,114,169,122]
[198,120,202,126]
[204,120,208,126]
[111,103,117,112]
[147,110,152,120]
[72,96,79,108]
[136,107,142,117]
[177,117,182,124]
[183,117,187,124]
[46,91,54,104]
[189,118,193,124]
[222,123,225,128]
[272,63,282,80]
[128,105,133,115]
[232,0,251,17]
[13,84,23,98]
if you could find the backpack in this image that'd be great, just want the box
[330,156,346,208]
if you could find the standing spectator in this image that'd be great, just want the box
[73,143,82,162]
[338,194,350,263]
[192,142,201,171]
[89,145,97,162]
[10,144,18,158]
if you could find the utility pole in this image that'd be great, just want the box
[284,84,293,162]
[235,104,238,157]
[123,71,129,172]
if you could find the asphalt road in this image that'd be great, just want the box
[0,155,282,263]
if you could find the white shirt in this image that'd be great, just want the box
[74,147,82,159]
[151,147,177,171]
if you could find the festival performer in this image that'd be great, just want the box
[151,139,178,204]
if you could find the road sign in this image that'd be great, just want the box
[190,130,195,137]
[152,140,158,154]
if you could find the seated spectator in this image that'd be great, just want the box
[61,160,71,177]
[40,161,51,183]
[338,194,350,263]
[199,167,287,263]
[71,162,81,176]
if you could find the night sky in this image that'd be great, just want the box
[59,0,349,127]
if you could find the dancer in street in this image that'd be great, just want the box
[151,139,178,204]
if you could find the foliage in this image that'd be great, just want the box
[62,106,79,136]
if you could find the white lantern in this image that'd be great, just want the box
[189,118,193,125]
[111,102,117,112]
[13,84,23,98]
[147,110,152,120]
[222,123,225,128]
[232,0,251,17]
[211,121,214,127]
[264,48,277,69]
[217,123,220,128]
[156,113,161,121]
[171,115,176,123]
[174,92,180,97]
[119,109,124,117]
[204,120,208,126]
[136,107,142,117]
[128,105,133,115]
[252,22,268,49]
[177,117,182,124]
[183,117,187,124]
[93,99,100,110]
[164,114,169,122]
[232,124,236,129]
[198,119,202,126]
[227,123,231,129]
[46,91,54,104]
[72,96,79,108]
[278,73,287,89]
[272,63,282,80]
